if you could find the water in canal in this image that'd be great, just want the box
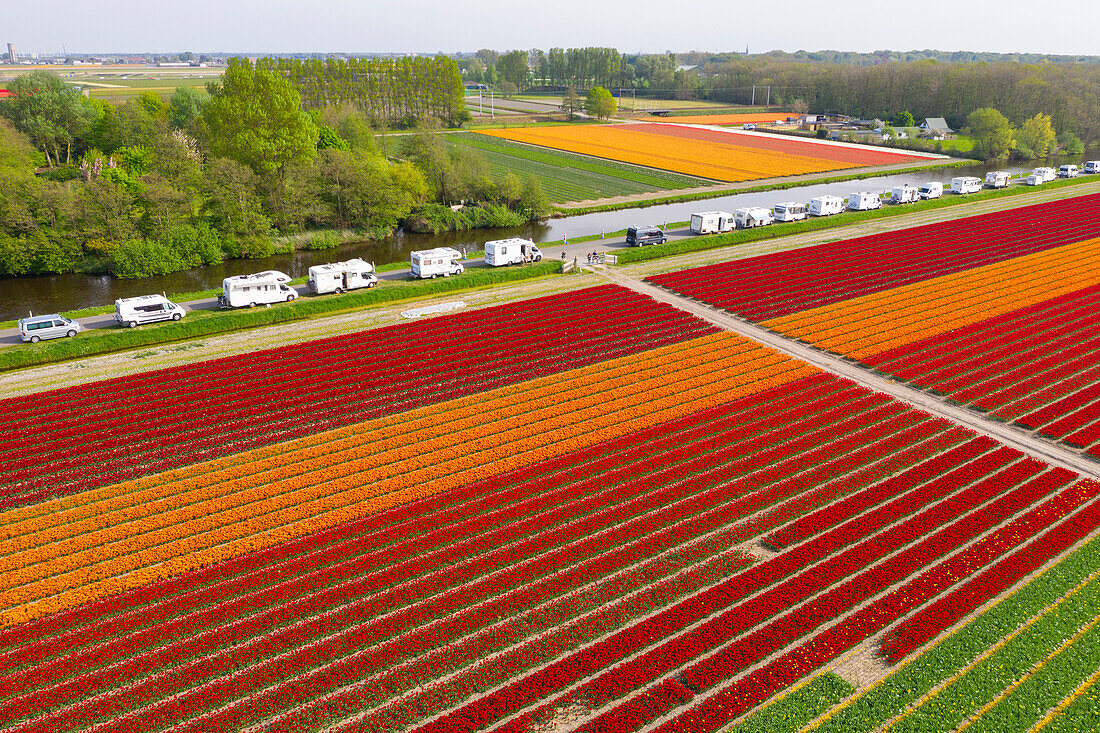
[0,159,1087,320]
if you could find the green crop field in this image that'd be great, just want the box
[446,132,714,203]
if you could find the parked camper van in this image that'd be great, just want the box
[917,182,943,200]
[689,211,735,235]
[411,247,464,278]
[847,192,882,211]
[220,271,298,308]
[984,171,1011,188]
[1027,167,1057,186]
[485,238,542,266]
[626,226,668,246]
[308,259,377,294]
[115,294,186,328]
[773,202,808,222]
[950,177,982,195]
[1084,161,1100,174]
[19,314,82,343]
[890,185,919,205]
[734,207,774,228]
[1058,164,1079,178]
[808,195,845,216]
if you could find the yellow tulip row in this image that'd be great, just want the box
[764,238,1100,360]
[0,336,756,577]
[1,335,817,625]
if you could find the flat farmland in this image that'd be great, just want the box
[446,132,714,203]
[480,123,934,182]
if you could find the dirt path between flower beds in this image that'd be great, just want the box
[598,267,1100,483]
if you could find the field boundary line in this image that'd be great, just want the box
[1029,665,1100,731]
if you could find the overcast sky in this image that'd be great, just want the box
[7,0,1100,56]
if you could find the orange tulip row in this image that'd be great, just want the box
[764,238,1100,360]
[0,335,817,625]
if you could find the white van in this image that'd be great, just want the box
[734,207,775,228]
[308,259,377,294]
[19,314,82,343]
[950,177,982,194]
[1084,161,1100,174]
[411,247,464,279]
[115,294,186,328]
[772,202,808,222]
[219,271,298,308]
[808,195,845,216]
[484,238,542,266]
[1058,164,1079,178]
[848,192,882,211]
[890,185,919,205]
[917,181,943,200]
[689,211,735,234]
[984,171,1011,188]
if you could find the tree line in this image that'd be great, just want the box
[0,59,547,279]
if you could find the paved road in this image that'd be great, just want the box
[600,266,1100,482]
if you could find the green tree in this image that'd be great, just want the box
[1058,132,1085,155]
[167,85,208,129]
[1015,113,1056,159]
[560,87,582,120]
[518,177,550,218]
[137,90,167,118]
[201,156,271,239]
[318,148,422,230]
[495,50,530,91]
[202,58,319,183]
[0,70,93,166]
[965,108,1015,160]
[894,110,916,128]
[585,86,617,120]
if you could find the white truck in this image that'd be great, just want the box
[689,211,735,234]
[890,185,919,205]
[733,207,775,228]
[1058,164,1079,178]
[808,195,845,216]
[484,238,543,266]
[917,181,943,200]
[847,191,882,211]
[984,171,1011,188]
[307,258,377,294]
[115,294,186,328]
[1026,167,1057,185]
[1084,161,1100,174]
[950,176,982,195]
[411,247,464,279]
[772,202,808,222]
[219,271,298,308]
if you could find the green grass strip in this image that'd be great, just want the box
[0,261,562,372]
[613,174,1100,264]
[814,534,1100,733]
[729,673,855,733]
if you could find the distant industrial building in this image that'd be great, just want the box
[6,43,15,64]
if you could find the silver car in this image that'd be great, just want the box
[19,314,83,343]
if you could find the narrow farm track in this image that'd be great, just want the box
[601,267,1100,482]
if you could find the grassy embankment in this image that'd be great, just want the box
[613,173,1098,263]
[0,261,562,371]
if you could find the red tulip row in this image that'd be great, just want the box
[647,194,1100,321]
[410,447,1038,733]
[645,478,1100,733]
[2,287,717,506]
[1,378,912,730]
[980,364,1100,421]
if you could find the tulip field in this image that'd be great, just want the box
[4,198,1100,733]
[479,123,932,182]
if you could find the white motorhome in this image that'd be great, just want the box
[1028,167,1057,185]
[733,207,775,228]
[689,211,735,235]
[1084,161,1100,174]
[115,294,186,328]
[984,171,1011,188]
[917,181,943,200]
[951,177,982,194]
[848,192,883,211]
[1058,164,1079,178]
[484,238,542,266]
[808,195,845,216]
[307,259,377,294]
[220,271,297,309]
[772,202,808,222]
[411,247,464,279]
[890,185,919,205]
